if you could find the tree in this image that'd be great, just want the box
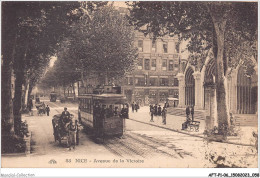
[128,2,257,134]
[62,5,138,86]
[2,2,82,136]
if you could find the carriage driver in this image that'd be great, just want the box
[61,107,71,127]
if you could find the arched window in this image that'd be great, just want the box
[185,67,195,106]
[237,66,253,114]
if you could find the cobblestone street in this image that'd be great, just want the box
[2,100,258,168]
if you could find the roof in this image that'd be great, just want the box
[78,93,126,104]
[78,93,125,98]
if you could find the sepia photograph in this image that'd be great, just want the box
[1,0,258,177]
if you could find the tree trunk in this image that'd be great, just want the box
[1,59,15,136]
[22,80,28,111]
[209,4,230,135]
[13,43,28,135]
[72,83,76,99]
[1,33,17,136]
[13,73,23,135]
[27,82,33,107]
[63,86,66,97]
[81,70,85,88]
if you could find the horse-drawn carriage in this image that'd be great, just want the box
[36,104,46,115]
[52,114,80,148]
[35,97,46,115]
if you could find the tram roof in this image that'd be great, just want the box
[78,93,126,104]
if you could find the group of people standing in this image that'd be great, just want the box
[149,104,167,125]
[131,102,140,113]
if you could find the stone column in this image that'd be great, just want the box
[193,72,203,110]
[204,86,216,131]
[176,73,185,108]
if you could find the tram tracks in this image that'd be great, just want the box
[102,132,193,159]
[130,133,193,158]
[125,133,179,158]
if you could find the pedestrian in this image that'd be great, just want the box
[135,103,138,112]
[149,105,153,113]
[162,107,167,125]
[158,105,162,116]
[46,105,50,116]
[182,115,191,130]
[125,103,129,119]
[68,120,78,150]
[154,104,158,116]
[131,102,135,113]
[150,105,154,122]
[191,105,194,121]
[186,105,190,120]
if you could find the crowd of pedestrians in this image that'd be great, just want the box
[149,103,168,125]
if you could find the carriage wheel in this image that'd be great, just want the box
[195,126,199,132]
[190,126,194,132]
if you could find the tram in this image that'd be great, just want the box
[78,93,127,139]
[50,92,57,102]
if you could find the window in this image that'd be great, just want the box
[152,41,156,52]
[125,77,133,85]
[149,77,158,86]
[145,59,150,70]
[138,40,143,52]
[162,59,167,71]
[174,78,179,86]
[160,78,169,86]
[173,90,179,98]
[169,60,174,71]
[135,77,145,86]
[124,77,128,85]
[151,59,156,70]
[137,58,143,69]
[129,77,133,85]
[163,42,168,53]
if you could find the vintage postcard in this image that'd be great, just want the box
[1,1,258,177]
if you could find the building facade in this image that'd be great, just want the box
[122,32,180,106]
[177,52,258,128]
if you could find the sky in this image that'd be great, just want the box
[111,1,128,8]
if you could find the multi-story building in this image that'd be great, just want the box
[122,31,180,106]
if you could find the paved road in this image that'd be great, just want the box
[1,100,257,168]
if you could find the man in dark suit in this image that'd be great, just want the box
[154,104,158,116]
[191,105,194,121]
[186,106,190,119]
[131,102,135,113]
[150,105,154,122]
